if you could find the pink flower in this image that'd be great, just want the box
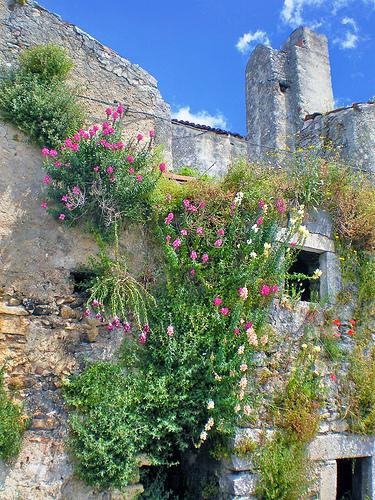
[217,228,225,236]
[66,203,73,210]
[196,227,204,235]
[113,317,121,328]
[54,161,62,168]
[41,201,47,209]
[159,162,167,172]
[65,138,73,148]
[258,199,265,209]
[245,322,253,330]
[260,285,271,296]
[73,134,81,142]
[233,328,240,335]
[58,213,65,220]
[41,147,50,156]
[271,284,279,293]
[117,141,124,150]
[164,212,174,225]
[172,238,181,249]
[112,111,119,121]
[72,144,79,152]
[139,333,147,345]
[202,253,209,263]
[127,155,134,163]
[84,309,90,317]
[183,199,190,208]
[72,186,81,195]
[188,204,197,212]
[117,104,124,114]
[149,130,155,138]
[109,176,116,183]
[190,268,196,277]
[214,239,223,247]
[290,242,297,247]
[61,194,68,202]
[106,166,114,174]
[165,235,171,244]
[143,324,151,333]
[92,299,99,307]
[136,175,143,182]
[105,107,113,116]
[167,325,174,337]
[102,121,109,129]
[93,166,100,172]
[95,312,102,319]
[180,229,188,236]
[219,307,230,316]
[256,216,263,226]
[330,373,337,382]
[49,149,58,157]
[276,198,286,213]
[198,201,206,209]
[190,250,198,260]
[129,167,135,174]
[137,133,143,141]
[107,323,114,332]
[213,297,223,307]
[123,322,131,332]
[82,132,89,139]
[43,175,52,185]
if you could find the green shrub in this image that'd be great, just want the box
[0,70,84,148]
[0,369,28,460]
[255,433,311,500]
[19,44,73,82]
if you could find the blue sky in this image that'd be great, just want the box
[39,0,375,135]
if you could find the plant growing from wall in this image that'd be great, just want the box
[41,107,164,237]
[0,369,28,460]
[0,44,85,148]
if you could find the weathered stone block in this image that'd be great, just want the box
[220,472,258,496]
[319,460,337,500]
[0,302,28,316]
[0,315,28,335]
[308,434,375,461]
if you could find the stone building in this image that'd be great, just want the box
[0,0,374,499]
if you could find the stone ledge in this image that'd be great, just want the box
[308,433,375,461]
[0,303,29,316]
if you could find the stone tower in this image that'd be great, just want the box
[246,27,334,158]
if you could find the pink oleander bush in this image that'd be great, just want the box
[41,106,164,236]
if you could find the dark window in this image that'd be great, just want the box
[288,250,320,301]
[336,458,367,500]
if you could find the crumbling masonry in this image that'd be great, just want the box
[0,0,374,498]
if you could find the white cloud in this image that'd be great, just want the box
[341,16,358,31]
[235,30,270,54]
[335,31,359,48]
[172,106,227,129]
[281,0,324,27]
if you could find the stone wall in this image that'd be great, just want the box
[0,0,172,163]
[0,121,156,498]
[172,120,247,177]
[298,102,375,176]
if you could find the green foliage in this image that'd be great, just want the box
[0,67,84,148]
[346,345,375,434]
[85,244,155,328]
[255,432,311,500]
[0,369,28,460]
[19,44,73,82]
[141,469,176,500]
[320,332,345,361]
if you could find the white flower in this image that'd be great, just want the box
[251,224,259,233]
[239,376,248,389]
[234,404,241,413]
[264,242,272,250]
[312,268,322,279]
[238,345,245,355]
[207,400,215,410]
[240,363,248,372]
[205,417,214,431]
[314,346,321,353]
[302,343,308,349]
[200,431,207,441]
[290,217,297,226]
[234,192,244,206]
[298,225,309,238]
[246,239,252,245]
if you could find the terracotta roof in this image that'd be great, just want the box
[304,100,375,121]
[171,119,245,139]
